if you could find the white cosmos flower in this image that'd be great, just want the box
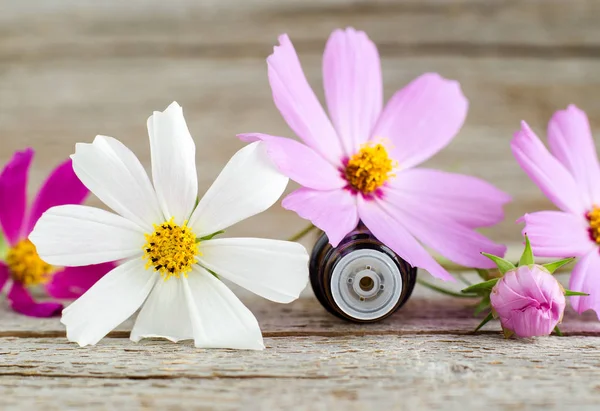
[29,102,309,350]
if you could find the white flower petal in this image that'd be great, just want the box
[130,277,193,343]
[61,259,159,347]
[182,266,264,350]
[198,238,309,303]
[71,135,163,231]
[148,102,198,224]
[189,142,288,237]
[29,205,145,267]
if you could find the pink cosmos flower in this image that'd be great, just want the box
[490,265,565,338]
[513,105,600,318]
[240,28,510,280]
[0,148,113,317]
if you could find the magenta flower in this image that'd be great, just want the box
[512,105,600,318]
[0,148,113,317]
[490,265,566,338]
[240,28,510,280]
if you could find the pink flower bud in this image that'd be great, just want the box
[490,265,565,338]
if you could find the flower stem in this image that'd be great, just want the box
[416,278,479,299]
[287,224,317,242]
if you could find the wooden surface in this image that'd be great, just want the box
[0,284,600,411]
[3,0,600,243]
[2,1,600,410]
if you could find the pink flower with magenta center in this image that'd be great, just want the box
[512,105,600,318]
[240,28,510,280]
[490,265,565,338]
[0,148,113,317]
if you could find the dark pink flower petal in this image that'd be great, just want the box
[281,188,358,247]
[0,262,9,293]
[0,148,34,245]
[267,34,344,164]
[25,158,89,235]
[388,168,510,228]
[383,189,505,268]
[238,133,346,190]
[7,282,63,318]
[520,211,594,257]
[569,251,600,318]
[323,28,382,155]
[372,73,468,169]
[357,195,454,281]
[511,121,585,215]
[45,262,115,299]
[548,105,600,206]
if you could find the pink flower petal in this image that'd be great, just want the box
[491,266,565,338]
[569,251,600,318]
[357,195,454,281]
[7,282,63,318]
[511,121,585,215]
[323,28,382,155]
[238,133,346,190]
[508,267,547,304]
[282,188,358,247]
[548,105,600,206]
[382,186,505,268]
[388,168,510,228]
[0,262,9,293]
[45,262,115,299]
[372,73,468,169]
[25,159,89,235]
[520,211,594,257]
[267,34,344,164]
[510,306,555,338]
[0,148,33,245]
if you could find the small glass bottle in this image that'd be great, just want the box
[309,223,417,323]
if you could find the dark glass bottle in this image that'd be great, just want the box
[309,224,417,323]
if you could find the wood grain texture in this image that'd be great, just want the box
[2,1,600,409]
[1,334,600,411]
[0,286,599,338]
[2,0,600,244]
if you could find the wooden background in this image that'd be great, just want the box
[2,1,600,410]
[3,0,600,245]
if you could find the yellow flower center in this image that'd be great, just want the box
[6,239,53,286]
[142,217,199,280]
[344,143,395,194]
[587,206,600,243]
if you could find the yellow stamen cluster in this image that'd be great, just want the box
[344,143,395,194]
[142,217,199,280]
[6,239,53,286]
[587,206,600,244]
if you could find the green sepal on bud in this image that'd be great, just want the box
[564,290,589,297]
[518,235,534,267]
[461,278,499,296]
[481,253,515,274]
[543,257,575,274]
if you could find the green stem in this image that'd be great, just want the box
[287,224,317,242]
[416,278,479,299]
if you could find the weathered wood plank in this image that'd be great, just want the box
[2,53,600,243]
[1,335,599,410]
[0,282,598,338]
[1,0,600,55]
[2,1,600,245]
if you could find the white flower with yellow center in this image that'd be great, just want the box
[29,102,309,350]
